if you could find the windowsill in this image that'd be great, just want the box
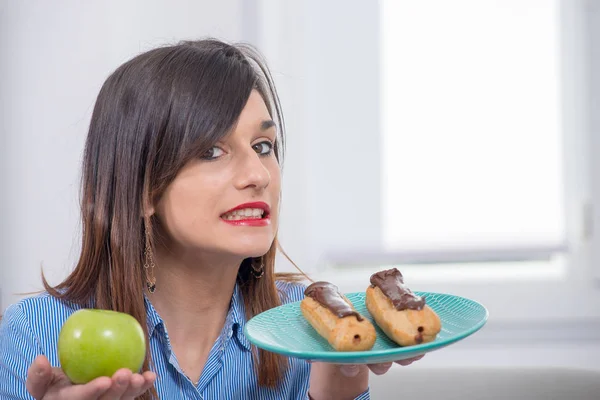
[319,256,567,284]
[311,254,600,324]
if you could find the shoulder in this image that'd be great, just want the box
[275,279,308,304]
[0,293,82,396]
[3,292,81,325]
[1,292,82,364]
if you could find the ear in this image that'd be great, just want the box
[145,205,155,217]
[142,197,156,218]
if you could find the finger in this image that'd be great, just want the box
[98,369,132,400]
[367,362,393,375]
[339,364,360,378]
[394,354,424,366]
[26,356,53,399]
[57,377,112,399]
[138,371,157,393]
[395,354,425,366]
[121,374,145,399]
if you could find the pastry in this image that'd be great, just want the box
[301,281,376,351]
[365,268,441,346]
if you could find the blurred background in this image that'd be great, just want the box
[0,0,598,383]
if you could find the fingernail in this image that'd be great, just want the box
[117,376,127,385]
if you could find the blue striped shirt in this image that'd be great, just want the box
[0,280,370,399]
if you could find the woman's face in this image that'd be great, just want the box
[154,90,281,260]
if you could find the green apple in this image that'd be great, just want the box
[58,309,146,384]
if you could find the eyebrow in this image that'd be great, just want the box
[261,120,276,131]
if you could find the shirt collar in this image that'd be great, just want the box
[144,294,164,338]
[229,282,252,351]
[143,282,252,352]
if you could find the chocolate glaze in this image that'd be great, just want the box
[304,281,363,321]
[370,268,426,311]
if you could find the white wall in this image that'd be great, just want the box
[259,0,383,273]
[0,0,245,310]
[591,0,600,282]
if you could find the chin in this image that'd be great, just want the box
[234,241,274,259]
[213,231,275,259]
[241,246,273,259]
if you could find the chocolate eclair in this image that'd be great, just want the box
[365,268,441,346]
[301,281,376,351]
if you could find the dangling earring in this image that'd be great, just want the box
[250,258,264,279]
[144,226,156,294]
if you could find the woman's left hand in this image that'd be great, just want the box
[308,354,425,399]
[337,354,425,377]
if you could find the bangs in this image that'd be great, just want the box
[163,42,258,167]
[95,39,286,200]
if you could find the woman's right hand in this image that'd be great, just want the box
[26,355,156,400]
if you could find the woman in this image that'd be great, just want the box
[0,39,421,399]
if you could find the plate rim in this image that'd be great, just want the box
[243,291,489,361]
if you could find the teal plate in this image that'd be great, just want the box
[244,292,488,364]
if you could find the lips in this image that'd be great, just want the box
[220,202,271,227]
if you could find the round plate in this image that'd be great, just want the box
[244,292,488,364]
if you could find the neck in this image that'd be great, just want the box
[148,247,243,347]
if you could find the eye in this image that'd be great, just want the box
[252,141,273,156]
[200,146,225,160]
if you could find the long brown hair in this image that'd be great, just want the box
[43,39,308,399]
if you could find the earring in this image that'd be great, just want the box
[144,227,156,294]
[250,258,264,279]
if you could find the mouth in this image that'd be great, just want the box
[220,202,271,225]
[221,207,268,220]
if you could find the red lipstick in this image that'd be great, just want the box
[221,202,271,227]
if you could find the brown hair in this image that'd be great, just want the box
[42,39,308,399]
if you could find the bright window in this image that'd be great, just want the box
[381,0,565,255]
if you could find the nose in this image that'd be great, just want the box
[234,150,271,191]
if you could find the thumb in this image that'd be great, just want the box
[26,355,53,399]
[339,364,361,378]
